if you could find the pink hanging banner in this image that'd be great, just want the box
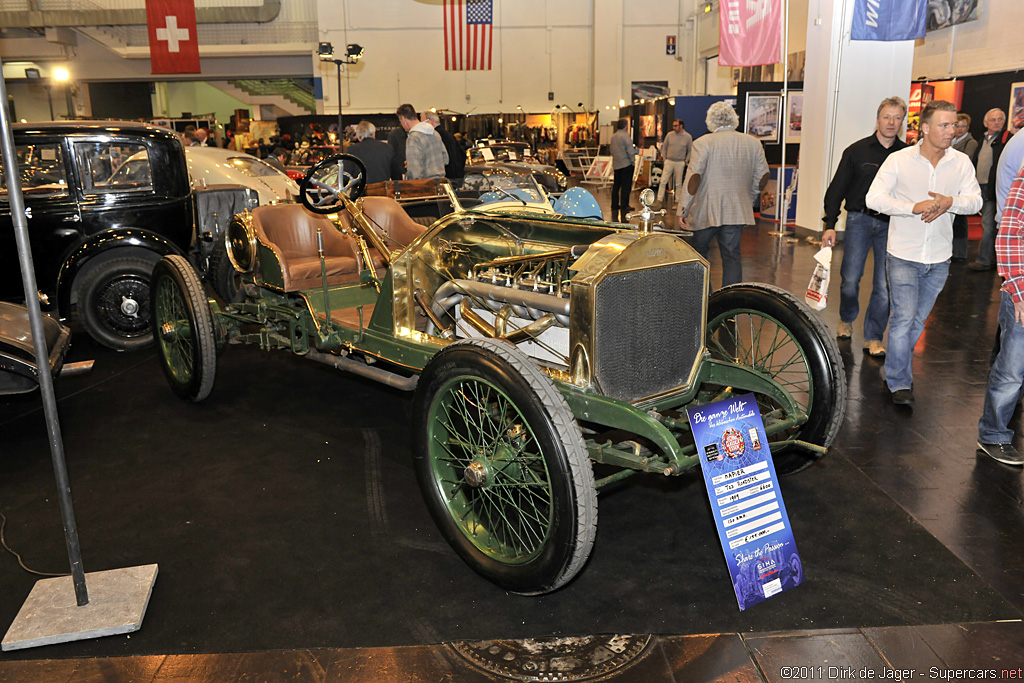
[718,0,782,67]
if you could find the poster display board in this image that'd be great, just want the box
[686,394,804,610]
[761,166,799,221]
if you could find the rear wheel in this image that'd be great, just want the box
[705,283,846,474]
[413,338,597,594]
[74,255,158,351]
[151,255,217,402]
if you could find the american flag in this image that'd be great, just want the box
[444,0,493,71]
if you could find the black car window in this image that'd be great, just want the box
[0,143,68,198]
[74,141,153,194]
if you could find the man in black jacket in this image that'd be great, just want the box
[969,108,1013,271]
[347,121,395,185]
[820,96,908,357]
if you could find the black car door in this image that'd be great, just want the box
[0,138,82,305]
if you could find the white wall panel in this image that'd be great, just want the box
[912,0,1024,79]
[623,26,686,94]
[316,0,594,115]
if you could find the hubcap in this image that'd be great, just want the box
[464,461,488,487]
[120,295,139,317]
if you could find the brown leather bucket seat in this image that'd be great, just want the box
[251,204,360,292]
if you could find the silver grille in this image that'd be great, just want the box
[593,262,706,402]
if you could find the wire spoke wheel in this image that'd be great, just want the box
[414,338,597,594]
[706,284,846,474]
[706,308,813,416]
[151,255,218,402]
[430,376,555,565]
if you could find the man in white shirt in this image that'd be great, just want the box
[655,119,692,209]
[866,100,983,406]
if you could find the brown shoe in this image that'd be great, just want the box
[864,340,886,357]
[836,321,853,339]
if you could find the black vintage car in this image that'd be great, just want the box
[0,122,253,350]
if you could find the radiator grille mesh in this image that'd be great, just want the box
[593,263,705,402]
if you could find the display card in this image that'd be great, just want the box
[686,393,804,610]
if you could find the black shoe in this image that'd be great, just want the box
[968,261,995,271]
[977,442,1024,465]
[891,389,914,405]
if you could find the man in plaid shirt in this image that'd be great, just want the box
[977,165,1024,466]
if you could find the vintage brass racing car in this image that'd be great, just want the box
[151,155,846,595]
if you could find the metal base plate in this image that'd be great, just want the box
[2,564,158,651]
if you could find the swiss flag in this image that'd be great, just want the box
[146,0,200,74]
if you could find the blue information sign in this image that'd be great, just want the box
[686,393,803,610]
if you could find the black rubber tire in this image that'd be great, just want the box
[207,234,245,305]
[73,254,158,351]
[151,255,218,402]
[706,283,847,474]
[413,338,597,595]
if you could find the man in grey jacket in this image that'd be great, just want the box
[396,103,448,180]
[610,118,637,223]
[677,101,769,287]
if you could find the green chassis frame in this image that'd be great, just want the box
[209,265,818,489]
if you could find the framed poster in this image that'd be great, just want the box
[640,115,656,138]
[745,93,781,144]
[926,0,981,32]
[1010,82,1024,134]
[787,92,803,144]
[586,157,612,179]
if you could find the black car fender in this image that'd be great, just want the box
[55,228,190,315]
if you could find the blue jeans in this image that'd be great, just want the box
[883,255,950,392]
[839,211,889,342]
[688,225,744,287]
[977,184,997,266]
[978,291,1024,444]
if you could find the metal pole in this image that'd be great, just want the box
[776,0,791,235]
[336,60,343,147]
[0,59,89,606]
[45,85,54,120]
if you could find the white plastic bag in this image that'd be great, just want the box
[804,247,832,311]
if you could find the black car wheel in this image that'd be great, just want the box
[74,255,158,351]
[706,283,847,474]
[151,255,217,402]
[207,234,245,305]
[413,338,597,595]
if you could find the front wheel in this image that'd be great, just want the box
[413,338,597,594]
[706,283,846,474]
[74,255,158,351]
[151,255,218,402]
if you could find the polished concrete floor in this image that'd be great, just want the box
[2,185,1023,681]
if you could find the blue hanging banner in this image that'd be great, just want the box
[851,0,927,41]
[686,393,804,610]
